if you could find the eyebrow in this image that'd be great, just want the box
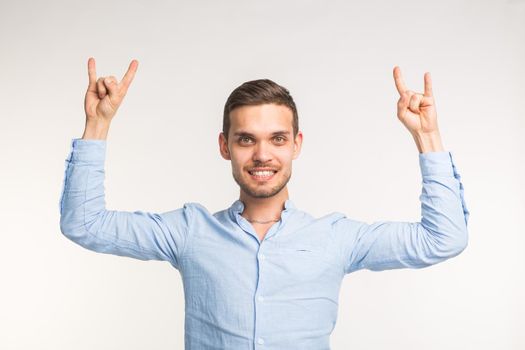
[233,130,291,137]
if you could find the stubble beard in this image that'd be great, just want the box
[233,167,291,199]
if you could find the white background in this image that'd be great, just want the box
[1,0,523,349]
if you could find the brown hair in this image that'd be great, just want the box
[222,79,299,140]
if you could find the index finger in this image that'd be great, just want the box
[393,66,407,95]
[120,59,139,91]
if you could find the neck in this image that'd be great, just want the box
[239,187,289,224]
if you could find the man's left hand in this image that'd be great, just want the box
[393,66,444,153]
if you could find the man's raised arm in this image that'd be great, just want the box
[334,67,470,273]
[335,149,469,273]
[58,58,192,270]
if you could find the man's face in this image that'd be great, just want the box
[219,103,303,199]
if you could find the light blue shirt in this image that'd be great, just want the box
[59,138,470,350]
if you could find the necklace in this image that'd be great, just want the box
[245,217,280,224]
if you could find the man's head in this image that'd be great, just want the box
[222,79,299,140]
[219,79,303,199]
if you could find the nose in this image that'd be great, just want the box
[252,141,272,163]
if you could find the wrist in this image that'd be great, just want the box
[412,130,444,153]
[82,119,110,140]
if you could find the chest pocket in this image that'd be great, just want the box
[276,243,339,284]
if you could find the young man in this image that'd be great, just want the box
[59,57,470,349]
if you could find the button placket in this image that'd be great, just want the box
[255,246,268,347]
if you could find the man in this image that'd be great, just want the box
[59,57,470,349]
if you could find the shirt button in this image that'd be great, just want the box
[257,295,264,302]
[259,254,265,260]
[257,338,265,345]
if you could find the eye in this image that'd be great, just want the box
[274,136,286,143]
[239,136,253,144]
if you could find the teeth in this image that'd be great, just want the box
[251,171,275,176]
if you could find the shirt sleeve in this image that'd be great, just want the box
[59,138,192,270]
[335,151,470,274]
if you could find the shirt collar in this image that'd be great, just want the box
[229,198,296,215]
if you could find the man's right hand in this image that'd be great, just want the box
[82,57,138,139]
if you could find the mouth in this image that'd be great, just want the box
[247,168,278,181]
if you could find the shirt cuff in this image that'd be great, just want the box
[418,151,454,177]
[67,137,107,163]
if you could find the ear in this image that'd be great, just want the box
[219,132,231,160]
[292,131,303,160]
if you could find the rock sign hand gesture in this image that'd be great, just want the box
[393,66,440,137]
[84,57,139,124]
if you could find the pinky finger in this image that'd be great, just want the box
[424,72,433,97]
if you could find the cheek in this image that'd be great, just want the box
[276,148,295,163]
[229,153,249,171]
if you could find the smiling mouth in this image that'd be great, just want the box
[248,169,277,181]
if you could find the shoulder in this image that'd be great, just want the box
[180,202,233,227]
[289,209,355,233]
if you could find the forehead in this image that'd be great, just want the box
[229,103,293,134]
